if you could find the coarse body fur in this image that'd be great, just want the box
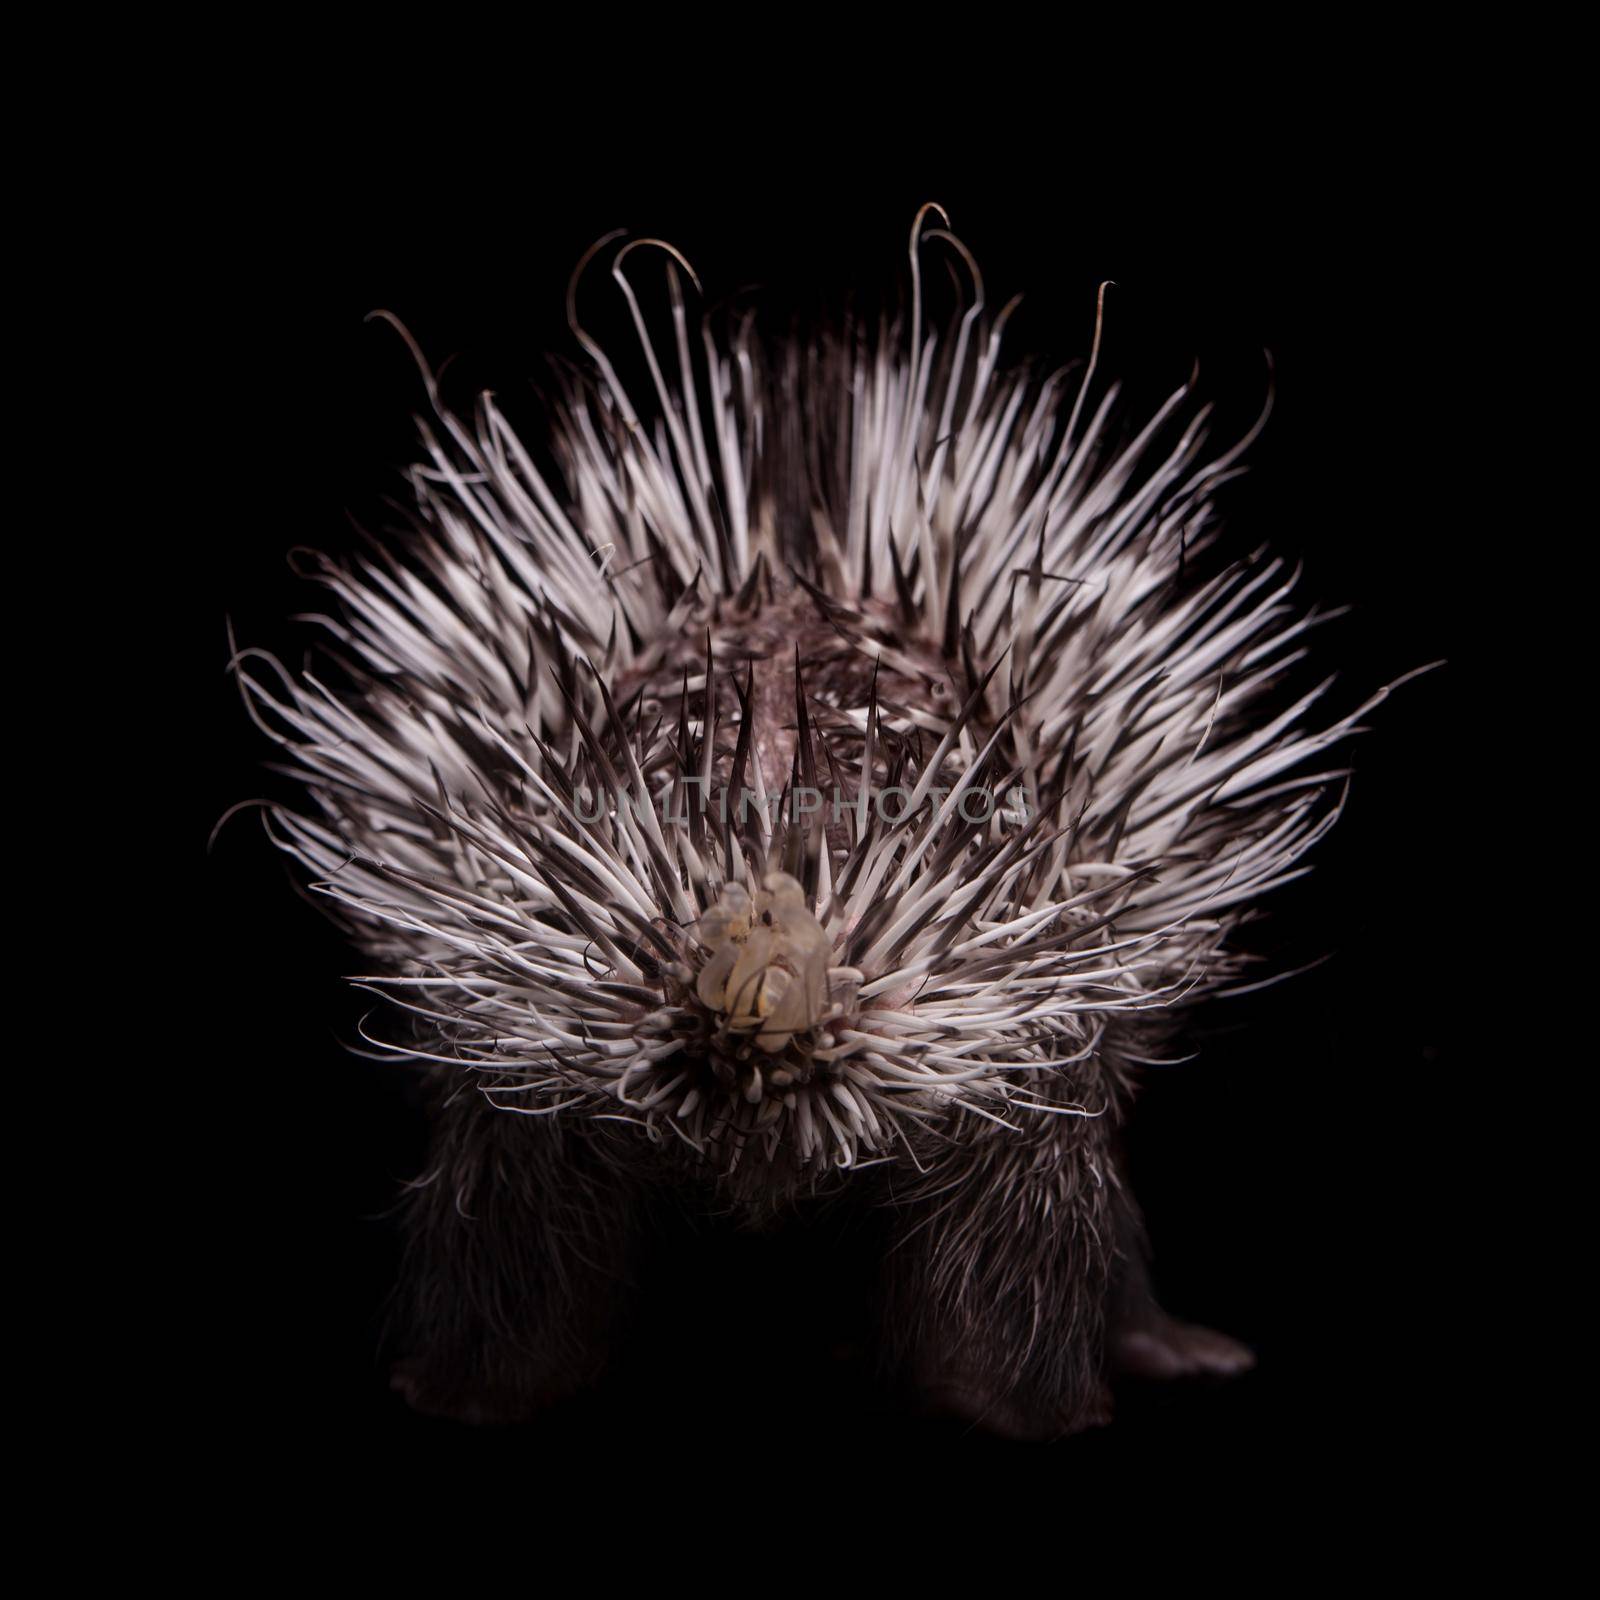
[236,210,1410,1436]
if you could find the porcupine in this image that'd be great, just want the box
[233,206,1413,1439]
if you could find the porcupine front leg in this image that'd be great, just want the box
[879,1096,1121,1441]
[388,1078,640,1424]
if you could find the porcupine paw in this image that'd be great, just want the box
[388,1355,583,1426]
[910,1364,1114,1441]
[1111,1309,1256,1381]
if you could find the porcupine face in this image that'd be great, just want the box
[238,210,1397,1199]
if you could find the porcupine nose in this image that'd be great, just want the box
[695,872,833,1053]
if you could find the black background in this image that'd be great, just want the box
[195,144,1479,1481]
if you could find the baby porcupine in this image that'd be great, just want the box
[234,207,1411,1438]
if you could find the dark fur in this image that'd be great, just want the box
[387,1050,1219,1438]
[388,1077,644,1423]
[875,1062,1124,1436]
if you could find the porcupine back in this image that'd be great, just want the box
[235,209,1402,1203]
